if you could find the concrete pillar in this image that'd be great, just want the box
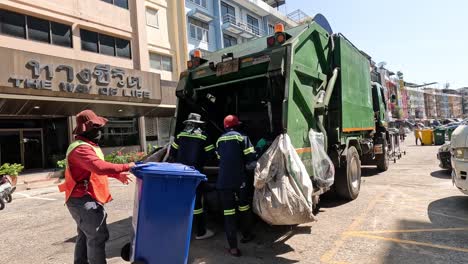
[68,116,76,144]
[138,116,147,153]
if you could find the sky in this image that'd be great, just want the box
[281,0,468,89]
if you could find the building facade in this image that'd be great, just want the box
[184,0,298,54]
[443,89,463,118]
[406,88,426,119]
[435,92,450,119]
[423,88,437,119]
[0,0,187,169]
[458,87,468,117]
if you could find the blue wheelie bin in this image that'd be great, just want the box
[130,162,206,264]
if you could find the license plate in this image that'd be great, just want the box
[216,59,239,76]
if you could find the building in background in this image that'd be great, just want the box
[458,87,468,118]
[184,0,299,55]
[435,91,450,119]
[443,89,463,118]
[406,88,426,119]
[0,0,187,169]
[423,88,437,119]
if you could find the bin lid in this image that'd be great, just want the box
[132,162,206,180]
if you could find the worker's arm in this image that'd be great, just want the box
[69,145,131,175]
[204,135,216,160]
[242,136,256,162]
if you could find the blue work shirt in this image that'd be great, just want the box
[216,129,256,189]
[170,128,215,171]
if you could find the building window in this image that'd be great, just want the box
[150,53,173,72]
[100,0,129,9]
[268,24,275,34]
[221,2,235,19]
[146,8,159,28]
[247,14,260,35]
[188,0,207,8]
[0,9,72,47]
[188,18,209,42]
[101,118,139,147]
[223,34,237,48]
[80,29,131,59]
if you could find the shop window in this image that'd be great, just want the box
[51,22,72,47]
[100,0,129,9]
[101,118,139,147]
[80,29,131,59]
[223,34,237,48]
[146,8,159,28]
[80,29,99,53]
[150,53,173,72]
[0,10,26,39]
[99,33,115,56]
[27,16,50,43]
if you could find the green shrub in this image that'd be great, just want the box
[0,163,24,176]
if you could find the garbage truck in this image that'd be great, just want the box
[172,14,389,202]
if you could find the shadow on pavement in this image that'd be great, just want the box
[430,170,452,179]
[383,196,468,263]
[63,217,133,261]
[361,167,383,177]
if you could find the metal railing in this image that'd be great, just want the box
[222,14,265,37]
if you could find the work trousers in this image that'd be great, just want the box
[193,183,207,236]
[66,195,109,264]
[219,186,253,249]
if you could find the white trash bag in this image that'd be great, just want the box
[253,134,316,225]
[308,130,335,189]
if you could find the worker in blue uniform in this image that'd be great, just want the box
[170,113,215,240]
[216,115,256,257]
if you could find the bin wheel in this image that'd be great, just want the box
[0,198,4,210]
[121,243,131,262]
[394,158,397,163]
[6,194,12,203]
[335,146,361,200]
[404,151,406,155]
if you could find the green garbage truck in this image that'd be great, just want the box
[173,14,389,201]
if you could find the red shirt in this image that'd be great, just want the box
[67,136,130,198]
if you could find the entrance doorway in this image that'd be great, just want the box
[0,129,44,170]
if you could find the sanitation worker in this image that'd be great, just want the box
[216,115,256,257]
[59,110,135,264]
[169,113,215,240]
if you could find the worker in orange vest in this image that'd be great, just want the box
[59,110,135,264]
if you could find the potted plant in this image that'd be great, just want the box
[0,163,24,186]
[55,159,67,179]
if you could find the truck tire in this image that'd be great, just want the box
[376,138,389,172]
[335,146,361,200]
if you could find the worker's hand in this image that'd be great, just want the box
[128,162,136,168]
[116,173,133,185]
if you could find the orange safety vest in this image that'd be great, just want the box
[58,140,112,204]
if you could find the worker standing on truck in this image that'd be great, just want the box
[216,115,256,257]
[169,113,216,240]
[59,110,135,264]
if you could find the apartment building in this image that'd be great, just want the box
[406,88,426,119]
[443,89,463,118]
[0,0,187,169]
[423,88,437,119]
[184,0,299,54]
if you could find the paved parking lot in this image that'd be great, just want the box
[1,135,467,264]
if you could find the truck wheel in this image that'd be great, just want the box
[376,139,389,172]
[335,146,361,200]
[5,194,12,203]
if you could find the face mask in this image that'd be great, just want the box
[81,128,103,144]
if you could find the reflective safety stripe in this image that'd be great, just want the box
[204,144,215,152]
[216,135,244,147]
[223,209,236,216]
[216,152,220,159]
[238,205,250,212]
[177,132,207,140]
[243,147,255,155]
[193,208,204,215]
[171,142,179,149]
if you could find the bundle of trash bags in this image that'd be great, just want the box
[252,130,334,225]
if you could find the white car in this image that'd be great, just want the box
[450,125,468,195]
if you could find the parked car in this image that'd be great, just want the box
[437,143,452,170]
[450,125,468,195]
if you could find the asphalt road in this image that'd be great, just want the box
[1,135,467,264]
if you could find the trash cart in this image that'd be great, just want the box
[420,129,434,146]
[434,127,446,146]
[128,162,206,264]
[448,127,456,141]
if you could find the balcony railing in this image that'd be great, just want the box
[223,14,265,37]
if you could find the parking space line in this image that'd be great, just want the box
[320,192,385,264]
[15,192,57,201]
[347,233,468,253]
[345,227,468,235]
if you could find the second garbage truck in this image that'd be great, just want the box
[173,14,389,202]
